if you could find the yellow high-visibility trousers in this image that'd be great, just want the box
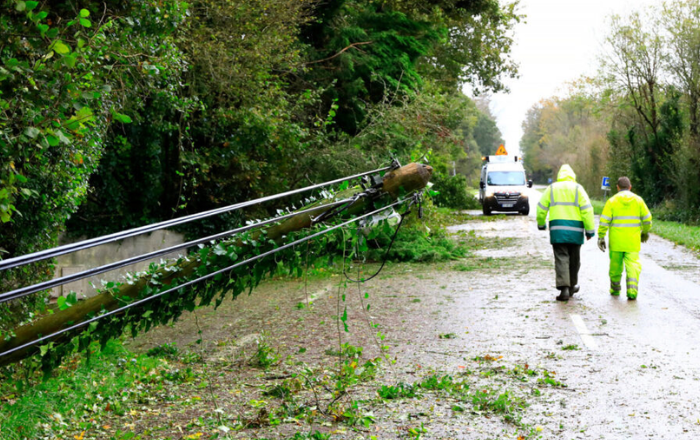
[609,251,642,299]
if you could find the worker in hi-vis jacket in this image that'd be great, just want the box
[537,164,596,302]
[597,176,652,300]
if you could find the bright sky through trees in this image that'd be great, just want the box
[483,0,659,154]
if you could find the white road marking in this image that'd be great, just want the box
[570,314,598,350]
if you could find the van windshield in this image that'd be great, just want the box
[487,171,525,186]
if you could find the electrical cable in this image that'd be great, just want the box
[0,198,356,304]
[0,166,392,272]
[343,192,422,284]
[0,198,407,359]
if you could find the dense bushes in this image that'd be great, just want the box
[0,0,188,325]
[367,226,469,263]
[431,174,480,210]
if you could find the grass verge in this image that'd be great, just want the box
[652,220,700,254]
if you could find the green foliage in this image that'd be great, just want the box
[0,0,188,327]
[419,374,455,391]
[536,370,567,388]
[250,334,281,370]
[302,1,440,133]
[0,339,179,440]
[473,109,505,156]
[519,90,609,193]
[377,382,419,399]
[0,0,523,357]
[146,342,180,359]
[70,0,519,239]
[470,389,527,423]
[431,173,478,209]
[590,199,605,216]
[330,343,379,395]
[366,227,468,263]
[286,432,332,440]
[526,1,700,216]
[651,219,700,253]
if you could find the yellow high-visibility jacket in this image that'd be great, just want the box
[537,164,596,245]
[598,190,652,252]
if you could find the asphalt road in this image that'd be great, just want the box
[452,186,700,439]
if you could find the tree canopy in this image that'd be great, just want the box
[0,0,517,327]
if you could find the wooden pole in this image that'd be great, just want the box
[0,163,432,366]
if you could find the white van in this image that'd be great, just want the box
[479,156,532,215]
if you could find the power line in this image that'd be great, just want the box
[0,166,392,272]
[0,197,409,360]
[0,198,359,304]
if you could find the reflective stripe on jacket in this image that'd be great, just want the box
[598,190,651,252]
[536,164,595,245]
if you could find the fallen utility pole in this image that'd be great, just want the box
[0,163,432,367]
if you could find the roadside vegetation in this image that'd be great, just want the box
[652,221,700,254]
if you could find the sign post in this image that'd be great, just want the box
[601,176,611,203]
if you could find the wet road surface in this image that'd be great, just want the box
[131,186,700,439]
[446,187,700,439]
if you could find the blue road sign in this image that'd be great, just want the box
[601,176,610,190]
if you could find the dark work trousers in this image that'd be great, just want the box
[552,243,581,289]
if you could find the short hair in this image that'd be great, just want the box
[617,176,631,189]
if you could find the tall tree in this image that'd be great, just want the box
[600,10,673,203]
[661,0,700,137]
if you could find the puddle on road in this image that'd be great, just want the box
[447,213,531,239]
[448,213,551,261]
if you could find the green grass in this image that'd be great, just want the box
[591,199,605,216]
[0,340,187,440]
[653,220,700,254]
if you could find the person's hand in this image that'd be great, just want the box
[641,232,649,243]
[597,237,606,252]
[587,236,592,241]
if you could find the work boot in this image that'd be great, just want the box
[627,292,637,300]
[570,285,580,296]
[556,287,570,302]
[610,289,620,297]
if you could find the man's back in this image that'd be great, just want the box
[599,191,652,253]
[536,165,595,245]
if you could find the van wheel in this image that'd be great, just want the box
[520,208,529,216]
[482,206,492,216]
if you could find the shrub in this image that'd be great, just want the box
[431,173,479,209]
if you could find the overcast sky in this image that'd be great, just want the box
[482,0,659,155]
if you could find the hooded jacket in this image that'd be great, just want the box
[598,190,651,252]
[536,164,596,245]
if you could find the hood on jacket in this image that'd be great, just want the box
[557,164,576,182]
[614,190,637,205]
